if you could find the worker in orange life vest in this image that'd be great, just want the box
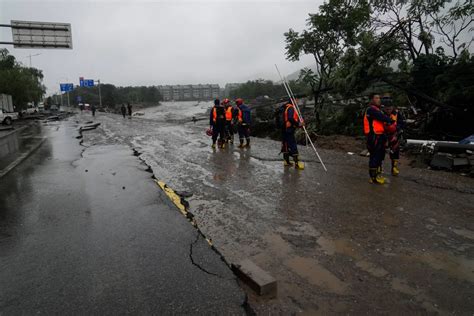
[281,99,304,170]
[363,93,395,184]
[382,95,405,176]
[209,99,226,149]
[222,98,234,144]
[235,98,251,148]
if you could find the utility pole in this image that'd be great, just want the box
[97,79,102,107]
[67,91,70,107]
[60,92,63,107]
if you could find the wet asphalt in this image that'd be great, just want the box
[75,102,474,314]
[0,119,245,314]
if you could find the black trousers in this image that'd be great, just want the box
[212,121,225,143]
[367,133,386,168]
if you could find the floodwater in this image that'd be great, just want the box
[77,101,474,314]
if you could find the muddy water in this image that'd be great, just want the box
[77,103,474,314]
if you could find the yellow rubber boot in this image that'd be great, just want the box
[284,160,294,167]
[369,168,385,184]
[392,160,400,176]
[295,161,305,170]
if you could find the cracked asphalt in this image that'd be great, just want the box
[73,102,473,314]
[0,118,246,314]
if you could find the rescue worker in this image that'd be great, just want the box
[91,104,96,117]
[210,99,226,149]
[281,99,304,169]
[235,98,251,148]
[363,93,394,184]
[222,98,234,144]
[382,95,405,176]
[127,103,132,117]
[120,104,127,118]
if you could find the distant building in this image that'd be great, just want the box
[157,84,221,101]
[224,83,243,97]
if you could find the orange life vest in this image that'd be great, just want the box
[284,103,301,129]
[363,106,385,135]
[390,112,398,123]
[236,107,242,122]
[225,106,233,121]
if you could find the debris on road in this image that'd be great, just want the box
[406,137,474,175]
[80,123,101,131]
[232,259,277,297]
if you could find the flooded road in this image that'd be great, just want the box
[78,102,473,314]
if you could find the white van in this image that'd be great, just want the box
[0,109,19,125]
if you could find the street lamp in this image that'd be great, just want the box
[25,53,41,67]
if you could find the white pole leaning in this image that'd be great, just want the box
[274,64,328,172]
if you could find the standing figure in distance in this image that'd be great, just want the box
[382,94,405,176]
[222,98,234,145]
[121,104,127,118]
[281,99,304,169]
[91,104,96,117]
[363,93,394,184]
[235,98,251,148]
[210,99,226,149]
[127,103,132,118]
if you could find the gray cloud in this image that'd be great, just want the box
[0,0,320,94]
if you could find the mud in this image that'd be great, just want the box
[76,102,474,314]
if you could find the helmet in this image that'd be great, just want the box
[206,128,213,137]
[235,98,243,106]
[222,98,230,105]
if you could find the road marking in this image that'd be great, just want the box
[154,179,213,247]
[0,137,46,178]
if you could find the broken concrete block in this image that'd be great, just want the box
[80,123,101,131]
[232,259,277,297]
[453,157,469,167]
[430,153,453,170]
[360,149,369,157]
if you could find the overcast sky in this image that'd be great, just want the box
[0,0,320,94]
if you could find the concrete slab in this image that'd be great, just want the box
[430,153,453,169]
[233,259,277,297]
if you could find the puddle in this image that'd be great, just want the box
[317,236,357,257]
[264,232,292,257]
[285,256,349,295]
[275,222,321,238]
[403,251,474,283]
[391,278,440,314]
[355,260,389,277]
[317,236,389,278]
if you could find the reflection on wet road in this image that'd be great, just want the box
[0,119,245,314]
[78,102,474,314]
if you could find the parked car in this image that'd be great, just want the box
[0,109,19,125]
[22,103,39,115]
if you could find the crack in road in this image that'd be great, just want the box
[189,231,225,278]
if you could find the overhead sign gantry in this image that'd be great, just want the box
[0,20,72,49]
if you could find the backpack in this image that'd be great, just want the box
[274,104,287,129]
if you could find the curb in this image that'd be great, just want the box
[154,179,214,247]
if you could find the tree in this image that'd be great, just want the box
[285,0,474,137]
[285,0,370,124]
[0,49,46,109]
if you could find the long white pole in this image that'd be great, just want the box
[282,74,310,145]
[275,64,328,171]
